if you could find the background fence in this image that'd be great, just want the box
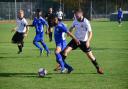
[0,0,128,20]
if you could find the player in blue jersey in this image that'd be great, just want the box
[51,14,80,73]
[28,9,50,56]
[117,7,123,25]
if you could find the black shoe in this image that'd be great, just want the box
[47,51,51,56]
[97,68,104,74]
[67,67,74,74]
[40,49,43,56]
[17,51,22,54]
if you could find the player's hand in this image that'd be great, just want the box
[24,33,28,37]
[45,30,49,34]
[86,41,90,48]
[74,39,80,45]
[11,28,16,32]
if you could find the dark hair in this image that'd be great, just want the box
[51,13,58,19]
[74,8,83,13]
[36,9,41,12]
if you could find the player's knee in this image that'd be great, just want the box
[17,43,22,46]
[63,49,68,56]
[55,50,60,54]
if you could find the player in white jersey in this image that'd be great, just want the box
[60,8,104,74]
[11,10,29,54]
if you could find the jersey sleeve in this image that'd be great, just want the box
[41,18,48,27]
[86,19,92,32]
[32,18,36,26]
[60,24,68,33]
[24,19,28,26]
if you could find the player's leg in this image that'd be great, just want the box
[79,41,104,74]
[54,46,72,71]
[17,33,24,54]
[40,41,50,56]
[61,41,73,73]
[86,51,103,74]
[55,46,66,73]
[33,34,43,56]
[40,33,50,56]
[12,32,18,43]
[118,17,121,25]
[61,39,78,60]
[61,39,78,73]
[33,40,43,56]
[48,27,52,42]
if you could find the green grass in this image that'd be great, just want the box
[0,21,128,89]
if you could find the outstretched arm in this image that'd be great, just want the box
[69,26,74,33]
[86,31,92,48]
[27,24,34,27]
[67,31,80,45]
[24,25,29,37]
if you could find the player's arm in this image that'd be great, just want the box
[43,19,49,34]
[61,25,80,45]
[69,20,76,33]
[86,20,92,48]
[24,26,29,37]
[66,25,75,37]
[45,14,48,20]
[27,24,34,27]
[67,32,80,45]
[11,27,17,32]
[27,18,35,27]
[24,20,29,37]
[69,26,75,33]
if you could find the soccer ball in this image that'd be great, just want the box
[38,68,47,77]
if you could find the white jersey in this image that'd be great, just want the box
[16,18,28,33]
[56,11,63,20]
[71,18,92,41]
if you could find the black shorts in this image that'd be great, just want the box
[12,32,24,43]
[67,39,91,53]
[48,22,53,27]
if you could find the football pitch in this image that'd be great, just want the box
[0,20,128,89]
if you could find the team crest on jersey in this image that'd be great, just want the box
[38,20,41,23]
[56,28,59,31]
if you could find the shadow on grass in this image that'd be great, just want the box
[0,52,9,54]
[0,72,97,78]
[48,72,97,75]
[0,73,52,78]
[0,55,42,59]
[92,47,128,51]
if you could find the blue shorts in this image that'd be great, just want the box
[56,40,67,51]
[34,32,44,42]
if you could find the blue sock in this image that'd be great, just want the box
[63,60,72,70]
[33,41,42,50]
[41,41,49,53]
[55,53,65,70]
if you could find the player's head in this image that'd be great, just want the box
[74,8,83,21]
[49,8,53,13]
[36,9,42,18]
[51,14,58,26]
[18,10,24,19]
[118,7,122,11]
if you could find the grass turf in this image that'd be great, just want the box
[0,21,128,89]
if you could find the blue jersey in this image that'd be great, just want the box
[54,22,68,43]
[118,9,123,18]
[32,17,48,34]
